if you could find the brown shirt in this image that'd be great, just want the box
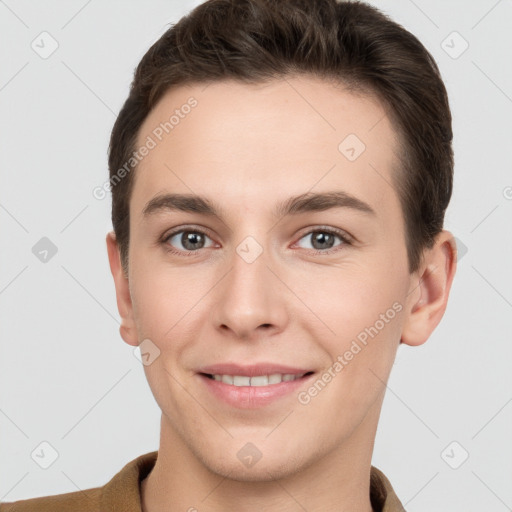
[0,451,406,511]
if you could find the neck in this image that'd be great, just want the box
[141,400,382,512]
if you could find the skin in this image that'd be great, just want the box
[106,76,457,512]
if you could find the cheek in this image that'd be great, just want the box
[301,267,404,397]
[129,260,205,339]
[297,262,404,337]
[131,269,199,413]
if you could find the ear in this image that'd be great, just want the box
[106,231,139,347]
[401,230,457,346]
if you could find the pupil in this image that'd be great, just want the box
[183,232,203,250]
[314,232,334,250]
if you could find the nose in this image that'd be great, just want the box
[210,238,288,341]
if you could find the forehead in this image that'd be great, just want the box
[131,76,401,222]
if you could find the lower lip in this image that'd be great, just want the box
[198,373,315,409]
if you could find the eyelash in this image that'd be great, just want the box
[160,226,353,257]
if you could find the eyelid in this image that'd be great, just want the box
[294,225,354,244]
[160,224,215,242]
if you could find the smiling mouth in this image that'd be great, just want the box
[200,371,315,387]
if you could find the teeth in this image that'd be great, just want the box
[268,373,283,384]
[233,376,250,386]
[250,375,268,386]
[221,375,233,385]
[211,373,305,386]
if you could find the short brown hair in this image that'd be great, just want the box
[108,0,453,276]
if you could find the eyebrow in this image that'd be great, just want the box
[142,191,376,220]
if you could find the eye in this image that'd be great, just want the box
[162,228,216,255]
[160,226,352,257]
[295,227,352,254]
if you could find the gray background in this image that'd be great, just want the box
[1,1,511,510]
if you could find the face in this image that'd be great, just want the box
[109,76,429,481]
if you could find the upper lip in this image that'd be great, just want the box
[197,363,315,377]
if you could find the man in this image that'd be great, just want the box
[1,0,457,510]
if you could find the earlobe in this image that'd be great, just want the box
[400,230,457,347]
[106,231,139,347]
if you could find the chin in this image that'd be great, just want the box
[211,461,301,483]
[198,445,310,483]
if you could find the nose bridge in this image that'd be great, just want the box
[228,232,273,304]
[211,230,285,337]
